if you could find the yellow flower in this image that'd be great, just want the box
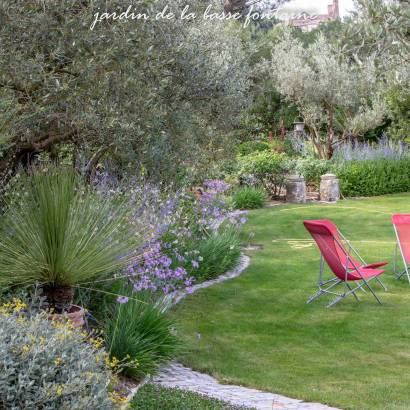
[13,299,27,312]
[54,357,62,366]
[109,356,120,368]
[55,385,63,396]
[21,344,30,354]
[109,391,128,405]
[90,337,104,350]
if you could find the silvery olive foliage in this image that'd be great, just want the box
[270,31,387,159]
[348,0,410,140]
[0,0,251,184]
[349,0,409,89]
[0,311,112,409]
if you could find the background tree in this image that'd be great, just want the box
[270,31,386,159]
[345,0,410,140]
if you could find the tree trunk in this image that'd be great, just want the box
[325,104,334,160]
[42,285,75,313]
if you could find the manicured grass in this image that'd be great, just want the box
[172,194,410,410]
[131,384,252,409]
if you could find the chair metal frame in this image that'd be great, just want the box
[393,223,410,283]
[307,227,387,308]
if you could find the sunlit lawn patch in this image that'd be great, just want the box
[173,193,410,410]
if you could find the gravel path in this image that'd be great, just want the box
[156,255,341,410]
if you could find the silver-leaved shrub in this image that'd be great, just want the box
[0,306,112,409]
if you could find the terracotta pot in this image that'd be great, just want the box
[49,304,85,328]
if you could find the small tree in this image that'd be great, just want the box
[270,32,386,159]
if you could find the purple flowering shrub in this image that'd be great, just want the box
[333,135,410,162]
[94,174,245,296]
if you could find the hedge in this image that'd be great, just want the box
[334,159,410,197]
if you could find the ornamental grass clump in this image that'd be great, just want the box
[0,167,139,312]
[0,301,112,409]
[232,186,267,209]
[105,290,180,379]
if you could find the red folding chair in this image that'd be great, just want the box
[392,214,410,283]
[304,219,387,307]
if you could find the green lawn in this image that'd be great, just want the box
[131,384,252,409]
[172,194,410,410]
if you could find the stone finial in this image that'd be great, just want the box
[286,175,306,204]
[320,173,340,202]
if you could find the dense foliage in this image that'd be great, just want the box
[293,158,332,188]
[0,0,250,185]
[191,228,242,281]
[95,176,245,294]
[0,303,112,409]
[237,151,290,197]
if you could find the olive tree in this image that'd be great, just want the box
[0,0,250,184]
[346,0,410,140]
[270,32,386,159]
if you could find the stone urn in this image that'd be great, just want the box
[286,175,306,204]
[320,174,340,202]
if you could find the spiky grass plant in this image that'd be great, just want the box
[105,290,180,380]
[232,186,267,210]
[0,167,140,311]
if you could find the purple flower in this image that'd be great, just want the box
[117,296,129,304]
[203,179,231,193]
[191,260,199,269]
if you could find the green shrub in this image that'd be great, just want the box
[232,186,267,209]
[0,167,139,311]
[293,158,332,186]
[104,291,179,380]
[334,159,410,197]
[188,229,241,282]
[237,151,290,197]
[131,384,252,410]
[238,140,270,156]
[0,307,111,409]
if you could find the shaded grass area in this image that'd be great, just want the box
[172,194,410,410]
[130,384,253,409]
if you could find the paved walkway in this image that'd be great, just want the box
[156,255,341,410]
[154,363,339,410]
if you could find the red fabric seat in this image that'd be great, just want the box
[303,219,387,307]
[392,214,410,282]
[348,268,384,280]
[304,219,386,282]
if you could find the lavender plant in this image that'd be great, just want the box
[333,135,410,162]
